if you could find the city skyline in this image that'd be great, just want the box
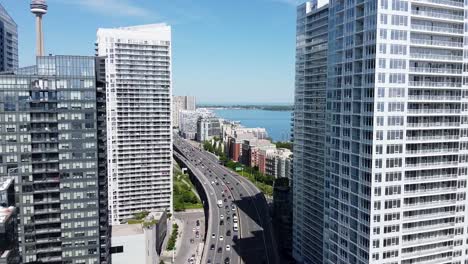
[3,0,301,104]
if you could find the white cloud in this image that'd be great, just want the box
[53,0,153,18]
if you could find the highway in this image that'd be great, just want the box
[174,135,279,264]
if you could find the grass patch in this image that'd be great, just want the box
[173,167,203,211]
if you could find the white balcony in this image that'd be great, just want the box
[411,24,463,34]
[406,148,459,155]
[413,0,464,8]
[401,245,454,260]
[409,81,462,88]
[404,173,458,182]
[407,122,460,128]
[404,187,458,196]
[407,109,460,115]
[411,10,464,21]
[411,38,463,48]
[408,95,461,101]
[409,67,462,75]
[403,234,455,246]
[406,135,459,141]
[410,53,463,61]
[403,211,456,222]
[403,222,455,234]
[406,161,458,168]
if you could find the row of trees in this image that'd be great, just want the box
[166,223,179,250]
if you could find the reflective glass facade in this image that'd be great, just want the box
[0,56,109,264]
[0,4,17,72]
[293,1,329,263]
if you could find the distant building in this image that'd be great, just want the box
[179,109,213,140]
[173,96,196,128]
[227,132,256,162]
[112,211,167,264]
[197,116,222,142]
[241,139,275,168]
[259,148,292,178]
[0,4,18,72]
[0,177,19,264]
[97,24,173,224]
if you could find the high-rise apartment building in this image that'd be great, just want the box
[173,95,196,128]
[96,24,173,225]
[295,0,468,263]
[0,55,110,263]
[0,4,18,72]
[293,1,329,263]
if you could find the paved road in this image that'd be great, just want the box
[174,135,279,264]
[175,211,205,264]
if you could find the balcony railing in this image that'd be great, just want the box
[403,234,455,246]
[404,187,458,195]
[409,67,462,75]
[412,10,464,21]
[407,109,461,114]
[411,24,463,34]
[406,161,458,167]
[406,135,459,141]
[403,222,456,234]
[411,38,463,48]
[410,53,463,61]
[409,81,462,88]
[408,95,461,101]
[413,0,463,7]
[406,148,459,154]
[407,122,460,128]
[404,173,458,182]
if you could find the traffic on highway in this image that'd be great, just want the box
[174,135,279,264]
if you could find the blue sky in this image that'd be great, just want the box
[3,0,301,103]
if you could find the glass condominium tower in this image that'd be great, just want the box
[293,1,329,263]
[322,0,468,264]
[0,4,18,72]
[0,56,110,263]
[96,24,173,225]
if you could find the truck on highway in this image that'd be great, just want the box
[217,200,223,208]
[233,215,238,223]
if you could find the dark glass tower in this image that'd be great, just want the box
[0,56,109,263]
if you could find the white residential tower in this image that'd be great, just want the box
[294,0,468,263]
[96,24,172,225]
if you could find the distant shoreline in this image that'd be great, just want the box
[199,105,293,111]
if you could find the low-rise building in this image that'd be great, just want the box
[112,211,167,264]
[0,178,19,264]
[241,139,276,168]
[227,133,251,162]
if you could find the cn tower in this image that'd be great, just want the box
[30,0,47,56]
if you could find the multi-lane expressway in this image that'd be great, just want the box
[173,136,279,264]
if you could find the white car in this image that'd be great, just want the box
[211,233,216,239]
[219,235,224,241]
[220,215,224,220]
[226,245,231,251]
